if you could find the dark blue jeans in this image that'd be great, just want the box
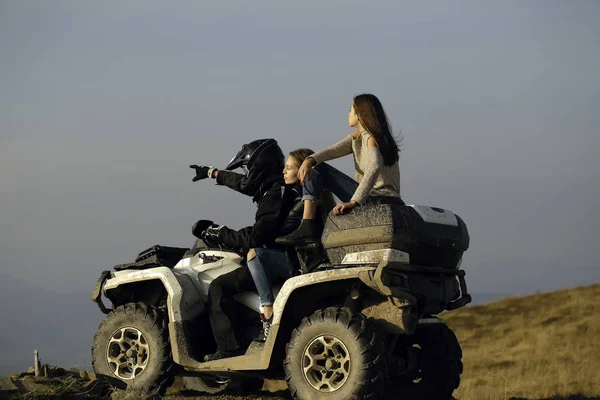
[247,248,294,306]
[302,163,358,204]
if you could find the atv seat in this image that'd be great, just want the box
[233,284,282,313]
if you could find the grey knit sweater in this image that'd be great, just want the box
[311,131,401,205]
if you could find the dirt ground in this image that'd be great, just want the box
[164,379,290,400]
[0,373,458,400]
[164,381,425,400]
[166,390,404,400]
[166,393,290,400]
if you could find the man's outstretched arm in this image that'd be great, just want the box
[190,165,249,195]
[215,170,248,195]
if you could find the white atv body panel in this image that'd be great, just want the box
[342,249,410,265]
[173,250,244,296]
[409,205,458,226]
[104,249,244,323]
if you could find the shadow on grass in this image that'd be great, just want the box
[171,392,600,400]
[510,396,600,400]
[174,389,292,399]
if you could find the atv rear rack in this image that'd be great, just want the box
[373,261,472,311]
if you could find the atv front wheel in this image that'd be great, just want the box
[284,307,387,400]
[393,323,463,399]
[91,303,174,393]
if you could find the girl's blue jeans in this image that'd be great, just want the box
[247,247,294,306]
[302,163,358,204]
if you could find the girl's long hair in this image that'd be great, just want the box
[353,93,400,166]
[288,148,336,220]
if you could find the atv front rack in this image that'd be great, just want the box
[91,270,113,314]
[113,245,189,271]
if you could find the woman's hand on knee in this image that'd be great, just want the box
[247,248,256,261]
[298,157,315,185]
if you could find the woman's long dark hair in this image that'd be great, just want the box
[353,94,400,166]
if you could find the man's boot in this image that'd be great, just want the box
[275,219,319,245]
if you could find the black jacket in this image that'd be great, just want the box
[215,170,302,251]
[279,183,303,237]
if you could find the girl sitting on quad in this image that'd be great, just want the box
[276,93,403,245]
[246,149,334,339]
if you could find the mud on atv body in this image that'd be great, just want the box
[91,204,471,399]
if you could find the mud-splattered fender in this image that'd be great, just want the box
[103,267,204,323]
[271,266,376,325]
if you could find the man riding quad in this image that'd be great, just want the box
[189,138,304,361]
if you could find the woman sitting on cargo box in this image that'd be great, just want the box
[247,148,334,340]
[276,93,404,245]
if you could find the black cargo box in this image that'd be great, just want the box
[114,245,189,271]
[321,204,469,269]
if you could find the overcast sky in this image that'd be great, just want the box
[1,1,599,302]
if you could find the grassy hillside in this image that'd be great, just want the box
[443,283,600,400]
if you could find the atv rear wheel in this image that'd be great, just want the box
[91,303,174,394]
[393,323,463,399]
[284,307,387,400]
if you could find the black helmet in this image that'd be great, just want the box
[225,139,284,174]
[225,139,284,197]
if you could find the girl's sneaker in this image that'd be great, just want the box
[258,313,273,341]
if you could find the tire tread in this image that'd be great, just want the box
[91,302,174,394]
[284,306,386,400]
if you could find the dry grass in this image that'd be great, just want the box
[12,376,95,400]
[442,283,600,400]
[109,387,161,400]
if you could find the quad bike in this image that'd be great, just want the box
[91,203,471,400]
